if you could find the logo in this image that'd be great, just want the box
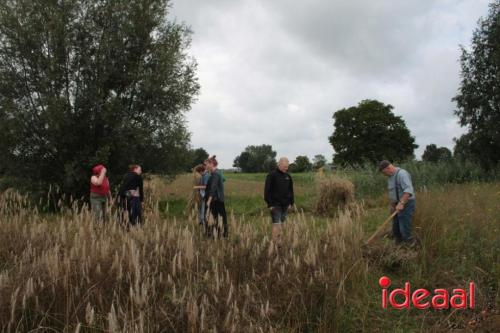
[379,276,475,309]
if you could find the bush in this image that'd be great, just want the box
[335,160,500,199]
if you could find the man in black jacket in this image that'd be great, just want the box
[264,157,294,243]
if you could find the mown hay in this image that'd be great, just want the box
[315,176,355,215]
[362,241,419,269]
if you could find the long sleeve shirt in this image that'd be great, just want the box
[119,172,144,202]
[207,170,224,202]
[264,169,294,208]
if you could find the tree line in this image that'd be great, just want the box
[0,0,498,192]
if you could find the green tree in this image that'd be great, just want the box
[188,148,209,170]
[453,134,475,161]
[233,152,251,171]
[329,100,417,166]
[233,145,277,173]
[422,144,452,162]
[453,1,500,168]
[312,154,327,170]
[262,157,278,172]
[291,156,312,172]
[0,0,199,197]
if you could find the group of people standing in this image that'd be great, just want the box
[191,157,415,246]
[191,156,295,242]
[91,155,416,246]
[89,164,144,227]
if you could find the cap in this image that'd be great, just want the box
[378,160,391,171]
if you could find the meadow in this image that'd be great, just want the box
[0,164,499,332]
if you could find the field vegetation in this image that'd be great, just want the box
[0,161,498,332]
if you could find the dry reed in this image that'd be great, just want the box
[0,190,366,332]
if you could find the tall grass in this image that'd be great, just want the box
[0,171,498,331]
[0,190,365,332]
[336,160,500,199]
[350,182,499,332]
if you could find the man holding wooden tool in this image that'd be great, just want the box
[379,160,416,245]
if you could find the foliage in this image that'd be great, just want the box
[289,155,312,173]
[453,133,475,161]
[421,144,452,162]
[329,100,418,166]
[0,176,498,331]
[453,1,500,168]
[233,144,277,173]
[0,0,199,199]
[336,159,500,199]
[186,147,209,170]
[312,154,327,170]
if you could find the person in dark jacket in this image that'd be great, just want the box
[119,164,144,227]
[264,157,294,243]
[205,156,228,238]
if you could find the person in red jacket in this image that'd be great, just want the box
[90,164,111,222]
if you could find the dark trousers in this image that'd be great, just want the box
[123,197,142,226]
[207,200,228,238]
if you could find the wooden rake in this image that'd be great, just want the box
[365,210,398,245]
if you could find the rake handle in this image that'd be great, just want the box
[365,210,399,245]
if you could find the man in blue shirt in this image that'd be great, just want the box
[379,160,416,244]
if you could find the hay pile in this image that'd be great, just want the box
[314,176,355,215]
[362,242,419,268]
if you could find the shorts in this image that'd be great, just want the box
[270,206,288,224]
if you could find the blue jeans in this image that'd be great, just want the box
[198,200,206,225]
[392,200,415,243]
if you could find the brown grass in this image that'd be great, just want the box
[1,179,498,332]
[0,189,366,332]
[314,175,356,215]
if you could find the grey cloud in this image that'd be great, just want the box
[170,0,491,167]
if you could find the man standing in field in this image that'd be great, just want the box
[264,157,295,243]
[379,160,416,245]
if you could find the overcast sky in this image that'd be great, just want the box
[169,0,491,168]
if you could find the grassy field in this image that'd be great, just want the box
[152,172,317,217]
[0,171,499,332]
